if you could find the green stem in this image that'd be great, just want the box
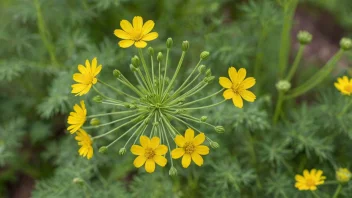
[162,49,170,94]
[138,49,154,91]
[286,45,305,81]
[106,120,143,148]
[339,99,352,116]
[332,184,343,198]
[245,130,262,189]
[98,79,138,100]
[84,113,142,129]
[87,110,136,118]
[254,28,267,93]
[273,91,284,123]
[183,100,226,110]
[311,191,320,198]
[179,89,223,107]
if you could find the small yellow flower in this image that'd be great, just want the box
[67,100,87,134]
[71,57,102,96]
[295,169,326,191]
[75,129,93,160]
[219,67,256,108]
[171,128,209,168]
[114,16,158,48]
[336,168,351,183]
[334,76,352,95]
[131,136,168,173]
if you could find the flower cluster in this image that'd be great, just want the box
[335,76,352,95]
[66,16,256,174]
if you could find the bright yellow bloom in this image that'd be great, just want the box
[334,76,352,95]
[114,16,158,48]
[171,128,209,168]
[71,57,102,96]
[131,136,168,173]
[67,100,87,134]
[295,169,326,191]
[336,168,351,183]
[219,67,256,108]
[75,129,93,160]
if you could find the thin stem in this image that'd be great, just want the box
[311,191,320,198]
[160,119,174,167]
[332,184,343,198]
[273,91,284,123]
[162,49,170,94]
[166,77,204,105]
[151,55,155,83]
[286,44,305,81]
[87,110,136,118]
[254,28,267,93]
[138,49,154,91]
[84,113,141,129]
[119,75,144,96]
[339,99,352,116]
[98,79,138,100]
[136,69,151,92]
[106,120,143,148]
[179,89,224,107]
[183,100,226,110]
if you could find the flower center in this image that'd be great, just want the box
[184,142,195,154]
[144,148,155,159]
[232,83,241,93]
[344,84,352,93]
[306,178,316,187]
[131,30,143,41]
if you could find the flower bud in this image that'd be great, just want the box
[200,51,210,60]
[210,141,220,149]
[177,98,186,104]
[130,64,137,72]
[157,52,163,62]
[215,126,225,133]
[90,118,100,126]
[198,65,206,73]
[336,168,351,183]
[152,121,159,127]
[99,146,108,153]
[119,147,126,155]
[340,38,352,51]
[93,95,103,103]
[276,80,291,92]
[169,166,178,176]
[175,109,186,114]
[166,38,173,48]
[148,47,154,56]
[113,69,121,78]
[131,56,140,68]
[200,116,208,122]
[182,41,189,51]
[297,31,312,45]
[205,68,212,77]
[73,177,84,185]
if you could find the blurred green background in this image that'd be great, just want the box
[1,0,352,197]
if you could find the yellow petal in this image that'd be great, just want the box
[91,57,97,72]
[310,169,317,176]
[73,73,85,83]
[219,77,232,88]
[142,32,158,41]
[185,128,194,141]
[236,68,247,83]
[175,135,186,147]
[145,159,155,173]
[303,170,309,177]
[295,175,305,182]
[86,148,93,159]
[149,137,160,149]
[120,20,133,33]
[140,136,150,148]
[154,145,168,155]
[134,41,147,48]
[114,29,131,39]
[171,148,185,159]
[239,90,256,102]
[78,64,87,74]
[193,133,205,146]
[133,155,146,168]
[118,40,134,48]
[85,59,91,72]
[133,16,143,31]
[196,145,209,155]
[228,67,237,83]
[223,89,235,99]
[191,153,204,166]
[316,170,323,178]
[71,84,88,94]
[93,65,102,76]
[310,186,317,191]
[153,155,167,167]
[142,20,155,35]
[232,93,243,108]
[182,154,191,168]
[241,77,256,89]
[131,145,145,155]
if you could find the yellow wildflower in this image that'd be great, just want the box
[67,100,87,134]
[336,168,351,183]
[75,129,93,160]
[114,16,158,48]
[131,136,168,173]
[295,169,326,191]
[334,76,352,95]
[219,67,256,108]
[171,128,209,168]
[71,57,102,96]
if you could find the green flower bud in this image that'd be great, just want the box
[215,126,225,133]
[119,147,126,155]
[166,38,173,48]
[340,38,352,51]
[99,146,108,153]
[131,56,140,68]
[148,47,154,56]
[90,118,100,126]
[93,95,103,103]
[276,80,291,92]
[177,98,186,104]
[200,116,208,122]
[205,68,212,77]
[297,31,312,45]
[182,40,189,51]
[169,166,178,176]
[200,51,210,60]
[198,65,206,73]
[113,69,121,78]
[336,168,351,183]
[210,141,220,149]
[130,64,137,72]
[73,177,84,185]
[157,52,163,62]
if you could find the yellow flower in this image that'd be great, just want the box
[67,100,87,134]
[71,57,102,96]
[334,76,352,95]
[219,67,256,108]
[114,16,158,48]
[295,169,326,191]
[75,129,93,160]
[171,128,209,168]
[131,136,168,173]
[336,168,351,183]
